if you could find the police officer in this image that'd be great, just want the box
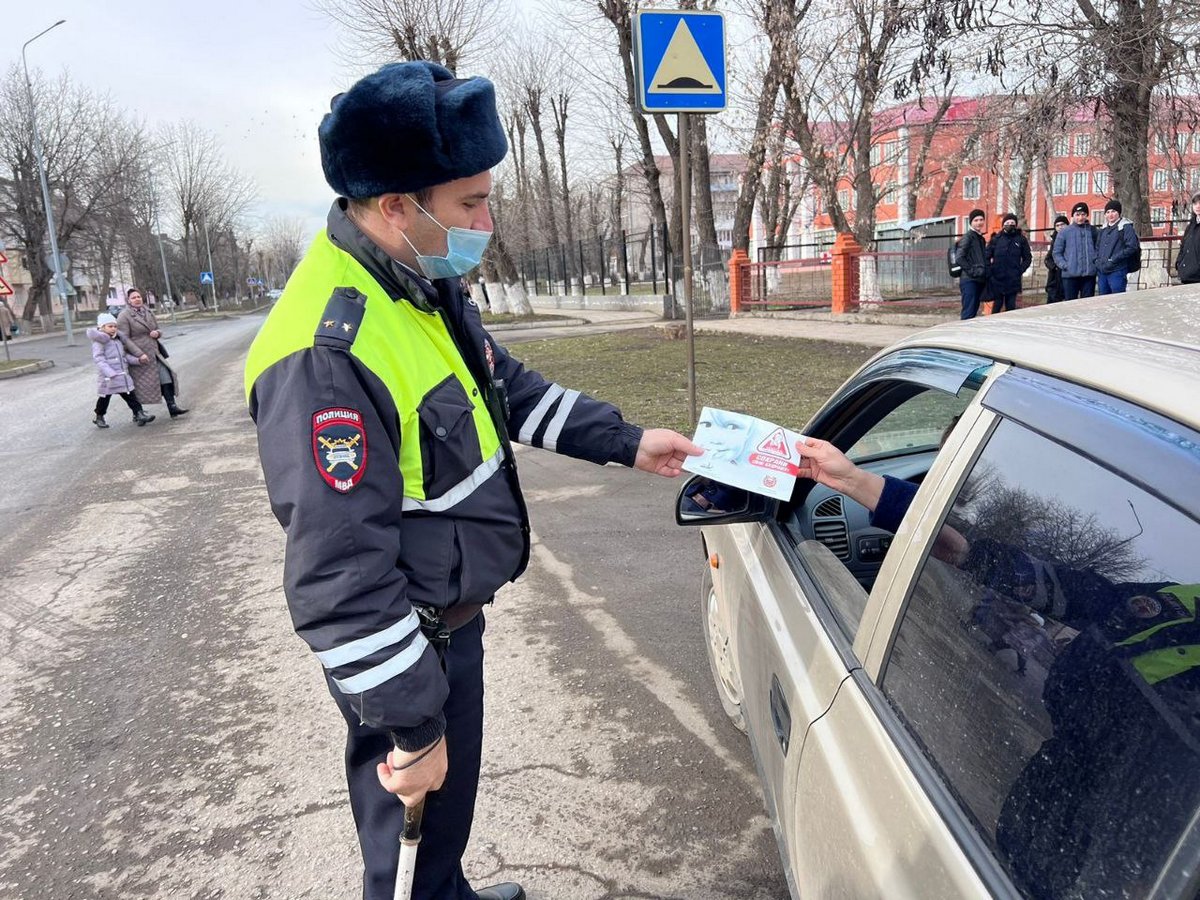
[244,62,700,900]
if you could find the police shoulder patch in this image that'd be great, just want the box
[312,407,368,493]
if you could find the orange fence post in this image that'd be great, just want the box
[830,233,862,314]
[728,248,749,316]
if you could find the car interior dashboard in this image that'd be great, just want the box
[780,449,940,591]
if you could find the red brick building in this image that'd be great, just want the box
[776,97,1200,251]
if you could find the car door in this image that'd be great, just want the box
[795,366,1200,898]
[709,348,993,890]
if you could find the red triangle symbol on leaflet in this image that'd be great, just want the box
[755,427,790,459]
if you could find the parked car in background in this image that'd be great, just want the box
[266,288,283,300]
[679,289,1200,899]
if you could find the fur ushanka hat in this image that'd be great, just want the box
[318,61,508,199]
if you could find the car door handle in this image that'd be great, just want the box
[769,674,791,756]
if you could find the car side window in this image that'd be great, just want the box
[782,382,973,644]
[882,417,1200,898]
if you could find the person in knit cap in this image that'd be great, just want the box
[1177,191,1200,284]
[986,212,1032,313]
[954,208,990,318]
[243,61,701,900]
[1095,198,1141,294]
[1052,201,1098,300]
[1044,214,1070,303]
[88,313,155,428]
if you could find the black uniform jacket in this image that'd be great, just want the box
[249,201,644,749]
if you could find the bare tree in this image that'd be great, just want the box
[158,121,256,301]
[262,216,309,288]
[0,67,153,321]
[318,0,499,73]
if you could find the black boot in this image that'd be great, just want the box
[163,384,189,417]
[93,414,109,429]
[133,409,156,426]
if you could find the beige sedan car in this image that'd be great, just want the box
[678,290,1200,899]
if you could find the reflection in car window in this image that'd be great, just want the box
[847,390,971,462]
[882,419,1200,899]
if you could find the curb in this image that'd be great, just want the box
[0,358,55,379]
[486,317,588,331]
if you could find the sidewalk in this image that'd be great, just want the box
[692,314,935,348]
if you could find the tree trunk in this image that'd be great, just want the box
[1103,82,1153,233]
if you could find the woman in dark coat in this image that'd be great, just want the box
[987,212,1033,313]
[117,288,188,417]
[1176,192,1200,285]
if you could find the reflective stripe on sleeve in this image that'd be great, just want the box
[517,384,565,444]
[332,631,431,694]
[542,389,580,453]
[314,610,421,669]
[401,447,504,513]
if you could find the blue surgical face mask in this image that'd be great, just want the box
[400,197,492,281]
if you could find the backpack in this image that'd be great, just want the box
[1124,223,1142,272]
[947,245,962,278]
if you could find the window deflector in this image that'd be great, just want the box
[809,348,992,438]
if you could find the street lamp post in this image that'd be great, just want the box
[21,20,74,347]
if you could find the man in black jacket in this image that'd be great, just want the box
[987,212,1032,313]
[956,208,989,319]
[1177,191,1200,285]
[1096,199,1141,295]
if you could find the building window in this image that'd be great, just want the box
[1151,206,1167,225]
[882,181,898,202]
[1191,168,1200,192]
[1074,133,1093,156]
[870,144,882,166]
[1092,210,1105,226]
[1052,136,1070,158]
[1177,133,1191,157]
[1073,171,1089,195]
[884,140,899,163]
[1093,171,1109,194]
[837,189,850,210]
[1194,132,1200,155]
[963,175,981,200]
[1052,173,1069,196]
[1153,169,1168,191]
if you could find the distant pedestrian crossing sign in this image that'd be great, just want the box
[633,10,726,113]
[200,271,214,285]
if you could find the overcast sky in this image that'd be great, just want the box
[4,0,370,237]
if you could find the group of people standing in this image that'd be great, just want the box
[1043,199,1142,303]
[953,209,1034,319]
[88,288,189,428]
[953,195,1185,319]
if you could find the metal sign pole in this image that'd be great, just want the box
[679,112,697,428]
[154,199,178,326]
[203,217,219,314]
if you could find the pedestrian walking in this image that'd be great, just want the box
[1176,191,1200,285]
[1044,214,1069,303]
[1096,199,1141,295]
[88,313,155,428]
[244,61,701,900]
[1052,202,1098,301]
[986,212,1032,313]
[116,288,188,417]
[955,209,989,319]
[0,300,14,342]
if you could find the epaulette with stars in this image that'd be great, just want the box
[315,286,366,348]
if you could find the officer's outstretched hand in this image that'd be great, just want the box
[634,428,703,478]
[377,736,448,807]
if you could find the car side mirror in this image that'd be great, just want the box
[676,475,775,526]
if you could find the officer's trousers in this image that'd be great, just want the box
[327,613,485,900]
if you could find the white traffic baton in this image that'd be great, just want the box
[393,798,425,900]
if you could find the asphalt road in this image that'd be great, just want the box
[0,313,787,899]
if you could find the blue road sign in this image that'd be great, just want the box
[633,10,726,113]
[199,271,214,285]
